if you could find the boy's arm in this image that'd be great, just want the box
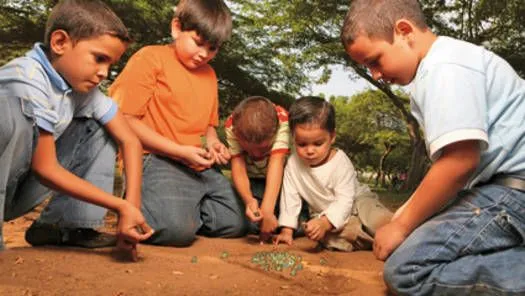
[259,152,287,235]
[31,131,153,243]
[123,114,213,168]
[231,156,261,222]
[103,111,143,208]
[374,140,480,260]
[260,152,287,218]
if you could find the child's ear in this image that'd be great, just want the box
[394,19,414,38]
[49,30,72,56]
[171,18,182,40]
[330,131,337,144]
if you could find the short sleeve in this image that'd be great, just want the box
[414,63,489,160]
[0,59,57,133]
[225,115,243,156]
[75,89,118,124]
[271,105,291,154]
[108,47,160,117]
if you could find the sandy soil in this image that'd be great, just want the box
[0,206,389,296]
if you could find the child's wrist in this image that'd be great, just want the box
[244,196,258,207]
[260,203,275,214]
[281,227,293,235]
[115,198,131,214]
[320,216,334,231]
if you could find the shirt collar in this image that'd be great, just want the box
[26,43,72,93]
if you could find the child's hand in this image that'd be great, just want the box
[260,211,278,238]
[245,198,263,223]
[273,228,294,246]
[208,140,231,165]
[179,145,214,168]
[116,202,154,261]
[304,216,333,241]
[373,220,410,261]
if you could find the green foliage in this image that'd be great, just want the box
[421,0,525,76]
[332,90,411,174]
[1,0,521,185]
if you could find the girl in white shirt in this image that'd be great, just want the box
[274,96,393,251]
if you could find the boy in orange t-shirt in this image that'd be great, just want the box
[109,0,246,246]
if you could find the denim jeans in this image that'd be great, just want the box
[0,97,116,248]
[384,184,525,295]
[247,178,308,236]
[140,154,247,246]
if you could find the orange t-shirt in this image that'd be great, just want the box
[109,45,219,152]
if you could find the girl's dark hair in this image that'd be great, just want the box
[174,0,232,48]
[289,96,335,134]
[44,0,130,47]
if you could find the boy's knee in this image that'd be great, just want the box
[383,250,429,295]
[225,220,248,238]
[146,226,196,247]
[208,218,247,238]
[384,256,403,292]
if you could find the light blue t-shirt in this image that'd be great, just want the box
[409,36,525,188]
[0,43,117,138]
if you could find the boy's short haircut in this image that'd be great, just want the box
[289,96,335,134]
[232,96,279,144]
[340,0,427,46]
[44,0,131,47]
[174,0,232,48]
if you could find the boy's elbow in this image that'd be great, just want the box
[31,161,57,185]
[122,136,142,152]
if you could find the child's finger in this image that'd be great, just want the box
[219,146,231,160]
[196,155,214,167]
[215,153,228,165]
[136,222,155,240]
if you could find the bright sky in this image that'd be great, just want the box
[310,65,376,98]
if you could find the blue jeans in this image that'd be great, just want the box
[384,184,525,295]
[0,97,115,248]
[247,178,308,236]
[140,154,247,246]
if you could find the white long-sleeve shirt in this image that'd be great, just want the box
[278,149,371,230]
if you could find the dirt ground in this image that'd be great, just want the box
[0,206,390,296]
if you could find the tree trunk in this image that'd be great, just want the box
[376,143,394,188]
[405,138,429,192]
[351,62,429,193]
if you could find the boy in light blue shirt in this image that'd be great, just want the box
[0,0,153,257]
[342,0,525,295]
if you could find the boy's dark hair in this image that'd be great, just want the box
[289,96,335,134]
[174,0,232,48]
[341,0,427,46]
[44,0,131,47]
[232,96,279,144]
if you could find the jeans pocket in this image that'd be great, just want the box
[461,210,523,256]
